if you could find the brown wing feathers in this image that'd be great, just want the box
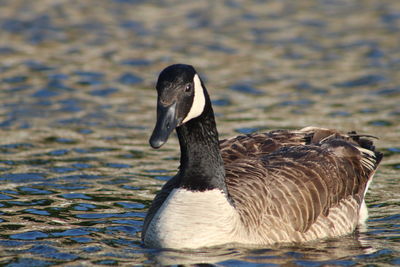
[223,128,381,234]
[220,130,307,164]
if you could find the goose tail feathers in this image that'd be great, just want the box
[300,126,383,173]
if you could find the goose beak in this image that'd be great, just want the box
[149,102,179,149]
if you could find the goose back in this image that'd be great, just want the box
[224,127,381,243]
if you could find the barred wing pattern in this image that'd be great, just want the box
[224,128,381,243]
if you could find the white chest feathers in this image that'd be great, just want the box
[144,188,241,249]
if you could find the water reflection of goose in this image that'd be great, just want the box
[142,64,383,249]
[148,234,378,266]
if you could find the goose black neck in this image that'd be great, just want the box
[176,92,227,194]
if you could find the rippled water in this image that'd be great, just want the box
[0,0,399,265]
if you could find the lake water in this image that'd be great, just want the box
[0,0,399,265]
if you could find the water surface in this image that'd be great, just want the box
[0,0,399,265]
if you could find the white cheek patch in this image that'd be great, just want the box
[182,74,206,123]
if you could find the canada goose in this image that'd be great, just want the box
[142,64,383,249]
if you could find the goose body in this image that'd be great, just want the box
[142,64,382,249]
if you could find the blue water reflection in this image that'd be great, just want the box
[0,0,399,265]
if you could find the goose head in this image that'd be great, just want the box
[149,64,207,148]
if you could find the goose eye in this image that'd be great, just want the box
[185,84,192,92]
